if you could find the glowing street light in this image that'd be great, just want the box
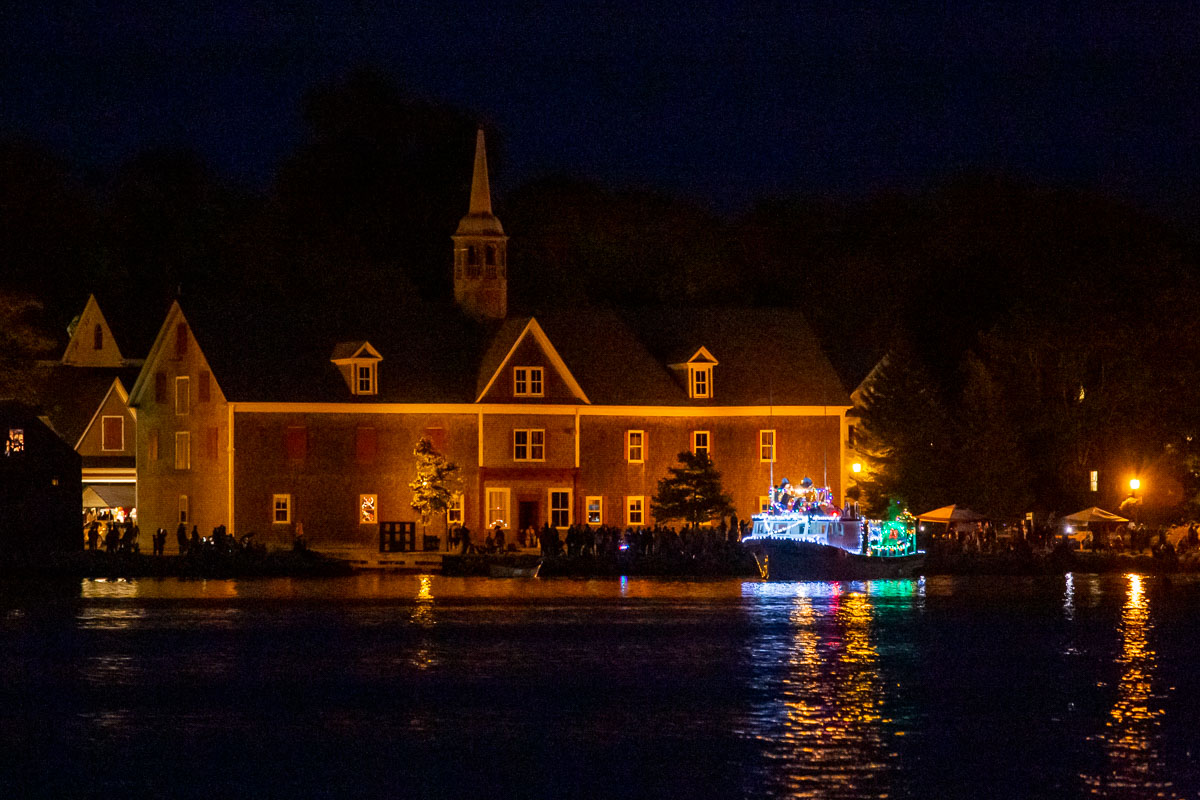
[851,462,862,474]
[1129,478,1141,492]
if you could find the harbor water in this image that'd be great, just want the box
[2,573,1198,798]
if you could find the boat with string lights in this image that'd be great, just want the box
[742,479,924,580]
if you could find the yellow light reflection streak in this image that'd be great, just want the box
[1083,574,1178,798]
[408,574,438,670]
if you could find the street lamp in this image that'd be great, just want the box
[1129,478,1142,525]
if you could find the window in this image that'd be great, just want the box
[148,429,160,461]
[692,431,709,459]
[486,488,510,528]
[285,426,307,461]
[5,428,24,457]
[206,426,219,460]
[760,430,776,462]
[175,322,188,358]
[93,323,103,350]
[759,496,772,513]
[101,416,123,451]
[1090,470,1099,492]
[586,496,603,525]
[627,496,645,527]
[626,430,644,463]
[355,363,377,395]
[178,495,188,525]
[175,376,190,415]
[549,489,572,528]
[513,367,544,397]
[273,494,291,524]
[360,494,378,524]
[198,370,211,403]
[448,492,464,525]
[513,429,545,461]
[356,426,377,464]
[174,431,190,470]
[690,365,712,398]
[155,372,167,403]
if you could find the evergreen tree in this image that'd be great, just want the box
[651,451,735,527]
[408,437,463,536]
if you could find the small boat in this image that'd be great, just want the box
[742,484,923,580]
[488,562,539,578]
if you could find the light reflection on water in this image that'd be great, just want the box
[742,581,915,798]
[1,573,1197,798]
[1083,574,1178,799]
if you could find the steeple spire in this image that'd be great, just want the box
[468,129,493,216]
[452,128,508,320]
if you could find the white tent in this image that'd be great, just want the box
[1062,506,1127,525]
[917,504,987,524]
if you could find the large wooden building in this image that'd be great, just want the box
[128,132,851,551]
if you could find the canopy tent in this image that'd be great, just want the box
[82,484,136,509]
[1062,506,1127,525]
[917,505,987,524]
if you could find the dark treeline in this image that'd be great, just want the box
[3,68,1198,518]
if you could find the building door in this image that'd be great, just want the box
[518,501,539,531]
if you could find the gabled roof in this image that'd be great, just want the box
[330,341,382,361]
[37,366,141,445]
[73,378,130,449]
[475,318,590,403]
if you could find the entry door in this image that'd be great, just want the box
[518,501,539,531]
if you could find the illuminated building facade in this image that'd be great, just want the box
[128,132,851,551]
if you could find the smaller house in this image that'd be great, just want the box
[0,402,82,554]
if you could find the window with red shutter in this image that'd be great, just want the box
[175,323,188,358]
[101,416,124,451]
[155,372,167,403]
[356,426,377,464]
[199,371,211,403]
[285,426,307,460]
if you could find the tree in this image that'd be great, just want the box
[0,292,55,404]
[651,451,735,527]
[408,437,463,537]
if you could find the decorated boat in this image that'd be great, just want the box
[742,479,923,580]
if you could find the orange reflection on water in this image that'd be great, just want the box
[759,583,893,797]
[1084,574,1178,798]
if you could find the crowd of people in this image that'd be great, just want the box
[81,514,266,558]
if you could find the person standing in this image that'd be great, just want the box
[176,523,188,555]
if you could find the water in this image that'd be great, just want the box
[2,573,1198,798]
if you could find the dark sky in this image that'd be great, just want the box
[3,1,1198,214]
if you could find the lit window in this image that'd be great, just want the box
[549,489,572,528]
[1090,470,1099,492]
[360,494,378,524]
[175,376,190,415]
[6,428,25,457]
[448,492,464,525]
[627,496,645,526]
[174,431,190,470]
[273,494,291,524]
[101,416,124,452]
[486,488,510,528]
[759,430,776,462]
[514,367,544,397]
[627,430,644,463]
[690,365,712,398]
[692,431,709,459]
[178,495,188,524]
[513,429,545,461]
[355,363,377,395]
[586,496,603,525]
[759,496,771,513]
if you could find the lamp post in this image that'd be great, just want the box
[1129,478,1141,525]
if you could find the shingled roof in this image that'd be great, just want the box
[144,293,847,408]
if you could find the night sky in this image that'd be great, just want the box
[3,1,1198,215]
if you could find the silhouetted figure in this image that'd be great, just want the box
[459,525,473,554]
[190,526,201,554]
[176,523,188,554]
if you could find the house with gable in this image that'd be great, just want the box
[128,131,851,554]
[37,293,145,515]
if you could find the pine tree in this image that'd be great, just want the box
[651,451,735,527]
[408,437,463,536]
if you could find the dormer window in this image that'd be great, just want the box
[673,347,718,399]
[514,366,544,397]
[356,363,376,395]
[331,342,382,397]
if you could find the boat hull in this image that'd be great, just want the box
[745,538,924,580]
